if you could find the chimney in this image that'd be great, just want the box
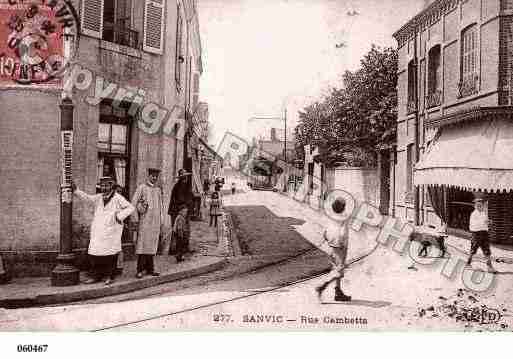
[271,128,277,142]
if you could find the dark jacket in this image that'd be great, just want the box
[168,179,192,215]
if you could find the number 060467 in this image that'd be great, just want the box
[17,345,48,353]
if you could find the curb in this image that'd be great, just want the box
[220,211,242,257]
[0,259,227,309]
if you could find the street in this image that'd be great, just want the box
[2,188,513,331]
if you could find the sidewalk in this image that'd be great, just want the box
[0,205,231,309]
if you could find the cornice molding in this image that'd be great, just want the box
[426,106,513,128]
[393,0,459,47]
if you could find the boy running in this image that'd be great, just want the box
[315,198,351,302]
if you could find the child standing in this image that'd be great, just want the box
[467,197,496,273]
[209,191,221,227]
[173,205,190,263]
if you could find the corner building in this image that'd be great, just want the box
[393,0,513,244]
[0,0,204,276]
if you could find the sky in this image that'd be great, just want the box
[198,0,426,147]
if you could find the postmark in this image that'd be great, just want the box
[0,0,80,85]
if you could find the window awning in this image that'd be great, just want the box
[414,119,513,192]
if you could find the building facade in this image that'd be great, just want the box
[393,0,513,243]
[0,0,204,276]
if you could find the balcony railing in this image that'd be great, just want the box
[407,99,416,114]
[103,21,139,49]
[426,90,442,108]
[457,75,479,99]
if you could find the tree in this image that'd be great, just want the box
[295,45,397,167]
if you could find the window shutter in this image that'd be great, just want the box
[81,0,104,39]
[143,0,165,54]
[192,73,200,108]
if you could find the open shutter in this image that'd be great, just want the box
[192,72,200,109]
[81,0,104,39]
[143,0,165,54]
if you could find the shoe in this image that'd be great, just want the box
[487,265,498,274]
[104,278,114,285]
[150,272,160,277]
[136,272,143,279]
[83,278,100,284]
[334,289,352,302]
[315,284,326,302]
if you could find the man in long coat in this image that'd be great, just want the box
[73,177,135,285]
[131,168,165,278]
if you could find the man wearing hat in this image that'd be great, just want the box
[131,168,165,278]
[72,177,135,285]
[467,196,496,273]
[168,169,193,254]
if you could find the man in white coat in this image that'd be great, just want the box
[73,176,135,285]
[131,168,165,278]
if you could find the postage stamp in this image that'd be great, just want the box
[0,0,79,85]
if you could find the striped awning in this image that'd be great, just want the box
[414,119,513,192]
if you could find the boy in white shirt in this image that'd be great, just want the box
[467,197,496,273]
[315,198,351,302]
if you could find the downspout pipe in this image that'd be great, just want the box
[413,22,421,226]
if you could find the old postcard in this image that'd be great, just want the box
[1,0,513,347]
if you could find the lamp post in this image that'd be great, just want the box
[51,24,80,286]
[51,96,80,286]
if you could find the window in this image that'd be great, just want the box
[98,123,128,154]
[406,144,414,202]
[175,4,184,90]
[459,25,478,98]
[97,103,131,194]
[427,45,442,107]
[102,0,138,48]
[407,61,416,114]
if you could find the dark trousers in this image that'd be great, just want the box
[137,254,155,274]
[209,214,218,227]
[470,231,491,257]
[175,235,189,261]
[89,254,118,280]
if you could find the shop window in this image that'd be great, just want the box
[426,45,442,108]
[459,24,479,98]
